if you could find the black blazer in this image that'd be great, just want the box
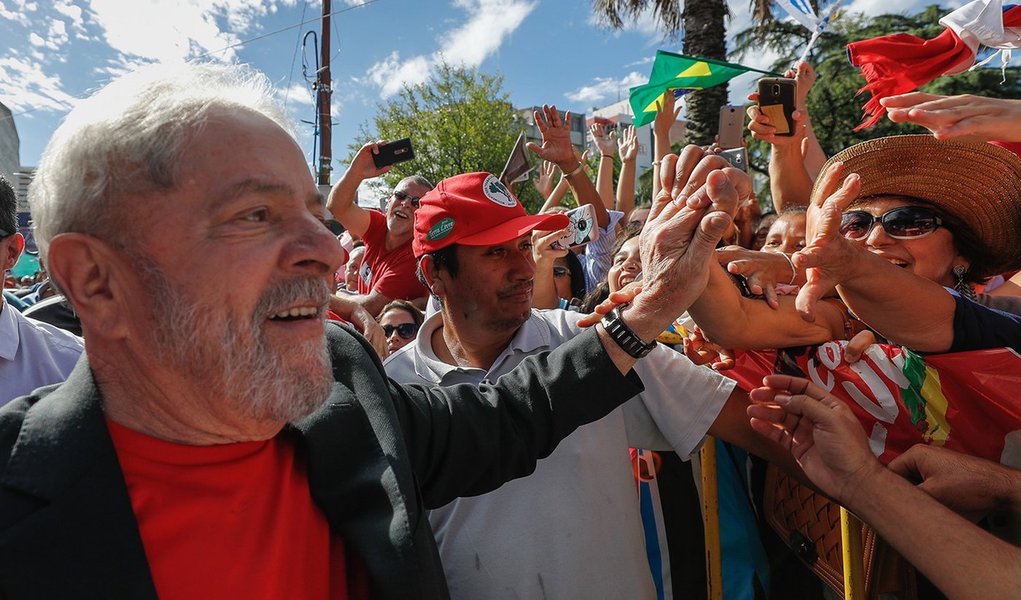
[0,323,642,599]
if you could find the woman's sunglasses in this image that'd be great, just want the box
[840,206,943,241]
[382,323,419,339]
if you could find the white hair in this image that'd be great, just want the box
[30,62,294,264]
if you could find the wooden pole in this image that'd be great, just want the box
[841,507,866,600]
[317,0,332,186]
[701,436,723,600]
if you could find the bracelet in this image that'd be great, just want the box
[600,154,614,159]
[780,252,797,286]
[563,162,585,178]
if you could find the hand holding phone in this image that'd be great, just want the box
[553,204,600,250]
[372,138,415,169]
[757,78,796,137]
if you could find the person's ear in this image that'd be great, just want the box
[1,233,24,272]
[420,254,447,298]
[47,233,135,339]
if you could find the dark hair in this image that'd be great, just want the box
[579,221,642,313]
[564,249,586,300]
[416,243,460,295]
[0,176,16,236]
[377,299,424,327]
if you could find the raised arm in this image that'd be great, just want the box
[882,92,1021,142]
[527,105,609,228]
[616,125,638,216]
[327,142,393,237]
[590,123,618,210]
[651,92,681,200]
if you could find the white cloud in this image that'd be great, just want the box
[27,32,44,46]
[363,0,537,99]
[0,55,79,113]
[53,0,85,34]
[566,71,646,106]
[277,82,316,108]
[0,0,29,25]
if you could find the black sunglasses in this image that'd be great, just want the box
[382,322,419,339]
[392,189,421,209]
[840,206,943,241]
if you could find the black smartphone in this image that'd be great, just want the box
[372,138,415,168]
[717,105,744,149]
[757,77,796,137]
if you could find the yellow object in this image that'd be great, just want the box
[701,437,723,600]
[840,508,865,600]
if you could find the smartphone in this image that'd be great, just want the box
[718,147,748,172]
[717,105,744,149]
[757,77,796,137]
[553,204,600,250]
[372,138,415,168]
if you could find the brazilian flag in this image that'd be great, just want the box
[628,51,779,126]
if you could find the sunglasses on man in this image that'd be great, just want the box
[840,206,943,241]
[382,322,419,340]
[392,190,422,209]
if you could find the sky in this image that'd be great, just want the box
[1,0,963,174]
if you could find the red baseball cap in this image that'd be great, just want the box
[413,172,569,257]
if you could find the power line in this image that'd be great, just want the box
[0,0,382,123]
[282,0,312,109]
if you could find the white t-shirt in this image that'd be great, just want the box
[383,308,734,600]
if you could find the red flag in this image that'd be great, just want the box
[846,3,1021,130]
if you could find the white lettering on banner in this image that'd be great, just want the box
[866,345,911,388]
[869,422,888,458]
[807,341,840,392]
[846,360,899,423]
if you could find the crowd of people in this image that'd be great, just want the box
[0,55,1019,600]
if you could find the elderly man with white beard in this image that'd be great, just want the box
[0,63,736,600]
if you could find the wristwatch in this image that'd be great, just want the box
[600,306,656,359]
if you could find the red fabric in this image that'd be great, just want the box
[847,6,1021,130]
[358,210,428,301]
[108,420,370,599]
[726,344,1021,465]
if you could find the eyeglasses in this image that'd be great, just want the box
[552,265,570,278]
[840,206,943,241]
[392,190,421,209]
[382,322,419,339]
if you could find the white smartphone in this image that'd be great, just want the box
[718,105,745,149]
[554,204,600,250]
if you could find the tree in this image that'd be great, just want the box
[731,5,1021,193]
[348,63,522,202]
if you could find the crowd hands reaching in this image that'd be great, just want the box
[3,58,1021,600]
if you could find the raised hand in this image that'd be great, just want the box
[653,91,682,138]
[346,140,395,182]
[747,98,807,147]
[747,374,882,505]
[792,161,863,322]
[882,92,1021,142]
[717,246,799,309]
[526,104,578,171]
[533,161,557,200]
[683,324,735,371]
[590,123,618,157]
[617,125,638,163]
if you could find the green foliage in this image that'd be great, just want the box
[731,5,1021,197]
[347,62,520,198]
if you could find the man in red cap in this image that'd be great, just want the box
[385,147,795,597]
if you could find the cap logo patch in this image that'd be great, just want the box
[482,174,517,208]
[427,217,455,241]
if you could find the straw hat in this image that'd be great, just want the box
[816,135,1021,276]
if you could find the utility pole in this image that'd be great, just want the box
[317,0,332,186]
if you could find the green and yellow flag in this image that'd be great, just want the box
[629,51,779,126]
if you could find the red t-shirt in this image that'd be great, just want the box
[108,420,369,599]
[357,210,427,300]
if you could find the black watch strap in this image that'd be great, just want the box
[600,306,656,359]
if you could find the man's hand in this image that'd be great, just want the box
[882,92,1021,142]
[617,124,638,163]
[792,161,864,322]
[747,374,883,506]
[345,141,395,183]
[590,123,618,157]
[622,153,736,342]
[533,161,557,200]
[527,105,579,172]
[747,100,808,147]
[888,445,1021,520]
[329,294,389,358]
